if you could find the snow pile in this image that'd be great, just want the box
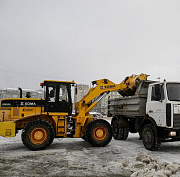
[121,152,180,177]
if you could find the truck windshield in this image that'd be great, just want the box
[167,83,180,101]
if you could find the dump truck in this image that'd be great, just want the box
[108,78,180,151]
[0,74,148,150]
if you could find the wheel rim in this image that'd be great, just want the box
[144,130,153,148]
[93,126,107,141]
[30,127,47,145]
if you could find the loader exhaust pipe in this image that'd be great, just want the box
[18,87,22,98]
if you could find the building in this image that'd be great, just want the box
[74,84,89,103]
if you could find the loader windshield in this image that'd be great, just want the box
[167,83,180,101]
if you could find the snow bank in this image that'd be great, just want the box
[121,152,180,177]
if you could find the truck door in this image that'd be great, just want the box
[146,84,166,127]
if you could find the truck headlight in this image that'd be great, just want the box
[168,131,176,136]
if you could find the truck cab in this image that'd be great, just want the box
[146,81,180,129]
[109,79,180,151]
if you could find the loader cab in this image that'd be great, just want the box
[41,80,75,115]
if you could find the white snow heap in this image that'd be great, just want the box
[121,152,180,177]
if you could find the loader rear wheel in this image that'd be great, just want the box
[85,119,112,147]
[22,119,55,151]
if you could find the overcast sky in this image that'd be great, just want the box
[0,0,180,90]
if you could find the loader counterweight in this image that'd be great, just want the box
[0,122,16,137]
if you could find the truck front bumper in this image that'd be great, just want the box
[0,122,16,137]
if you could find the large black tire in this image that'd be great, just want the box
[112,120,119,139]
[85,119,112,147]
[116,127,129,140]
[122,128,129,140]
[22,119,55,151]
[142,124,161,151]
[112,119,129,140]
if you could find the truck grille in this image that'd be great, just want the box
[173,114,180,128]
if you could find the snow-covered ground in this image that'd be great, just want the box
[1,118,180,176]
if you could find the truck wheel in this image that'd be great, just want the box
[123,128,129,140]
[112,120,129,140]
[112,120,119,139]
[22,119,55,151]
[85,119,112,147]
[117,127,129,140]
[142,124,161,151]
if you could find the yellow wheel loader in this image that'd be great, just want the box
[0,74,148,150]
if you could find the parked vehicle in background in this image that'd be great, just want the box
[90,112,103,119]
[96,112,103,118]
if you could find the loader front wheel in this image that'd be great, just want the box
[22,119,55,151]
[85,119,112,147]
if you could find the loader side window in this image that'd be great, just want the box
[59,85,68,102]
[48,86,56,102]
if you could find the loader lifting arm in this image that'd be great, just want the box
[74,73,149,126]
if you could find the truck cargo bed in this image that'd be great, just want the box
[108,96,147,117]
[108,81,154,118]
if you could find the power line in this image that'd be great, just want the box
[0,69,90,84]
[0,69,63,79]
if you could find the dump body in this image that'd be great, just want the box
[108,81,154,118]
